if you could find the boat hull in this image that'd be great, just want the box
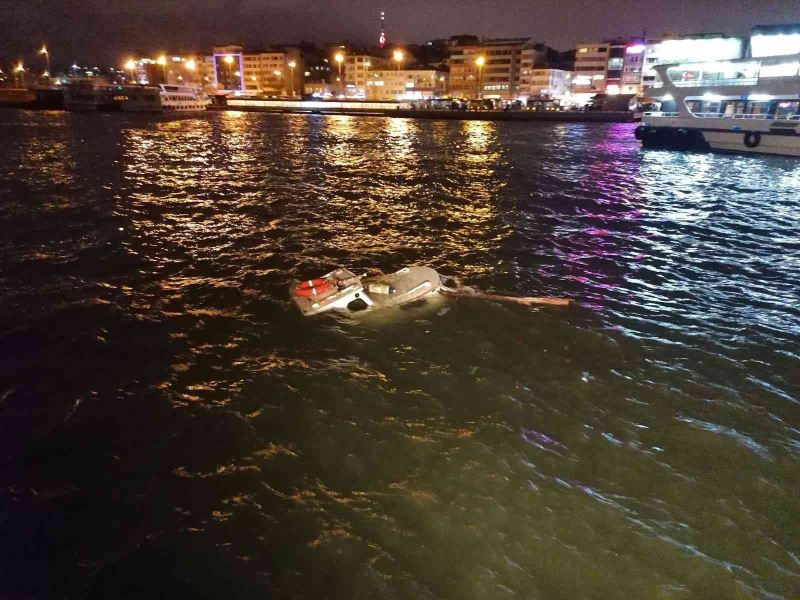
[636,119,800,157]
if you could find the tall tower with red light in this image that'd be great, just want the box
[379,11,386,48]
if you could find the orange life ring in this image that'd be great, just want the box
[295,278,331,298]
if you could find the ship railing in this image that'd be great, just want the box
[690,112,772,119]
[642,111,680,117]
[670,77,758,88]
[731,113,773,120]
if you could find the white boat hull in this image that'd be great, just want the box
[636,115,800,157]
[702,130,800,156]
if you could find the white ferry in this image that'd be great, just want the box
[121,85,208,113]
[635,52,800,156]
[160,85,208,112]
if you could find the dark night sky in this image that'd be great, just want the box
[1,0,798,66]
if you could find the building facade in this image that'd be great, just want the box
[205,45,302,96]
[366,69,447,100]
[572,42,610,98]
[343,54,390,97]
[620,39,647,95]
[519,68,572,99]
[447,42,480,97]
[603,39,627,95]
[572,38,648,100]
[448,37,535,99]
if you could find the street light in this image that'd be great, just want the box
[475,55,486,101]
[125,59,136,83]
[39,45,50,78]
[364,60,371,98]
[273,69,283,95]
[183,58,196,85]
[334,52,344,95]
[287,60,296,97]
[393,50,404,99]
[222,55,234,90]
[14,62,24,87]
[157,55,167,84]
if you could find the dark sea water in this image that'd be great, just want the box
[1,109,799,599]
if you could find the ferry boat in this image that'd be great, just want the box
[121,85,162,112]
[63,79,100,111]
[635,52,800,156]
[121,84,208,112]
[160,85,208,111]
[64,79,126,111]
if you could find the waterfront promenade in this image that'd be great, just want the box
[209,104,635,122]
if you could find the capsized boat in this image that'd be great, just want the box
[290,266,441,316]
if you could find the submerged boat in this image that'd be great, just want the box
[291,266,442,316]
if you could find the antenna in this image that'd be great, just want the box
[379,11,386,48]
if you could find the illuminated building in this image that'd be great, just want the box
[206,45,302,95]
[569,38,627,99]
[519,68,572,100]
[343,54,390,97]
[448,38,533,99]
[572,42,611,100]
[365,69,447,100]
[604,39,627,95]
[620,39,647,95]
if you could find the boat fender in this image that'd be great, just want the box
[366,283,395,294]
[744,132,761,149]
[295,278,330,297]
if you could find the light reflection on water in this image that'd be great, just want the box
[0,109,799,600]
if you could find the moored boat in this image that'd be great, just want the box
[635,52,800,157]
[121,85,162,112]
[159,85,208,111]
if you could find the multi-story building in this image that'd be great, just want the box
[343,54,390,97]
[365,69,447,100]
[572,38,644,100]
[572,42,610,99]
[620,39,648,95]
[519,68,572,99]
[604,39,627,95]
[205,45,302,96]
[519,44,559,98]
[449,37,533,99]
[448,41,480,98]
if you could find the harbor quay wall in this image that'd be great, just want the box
[210,105,636,123]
